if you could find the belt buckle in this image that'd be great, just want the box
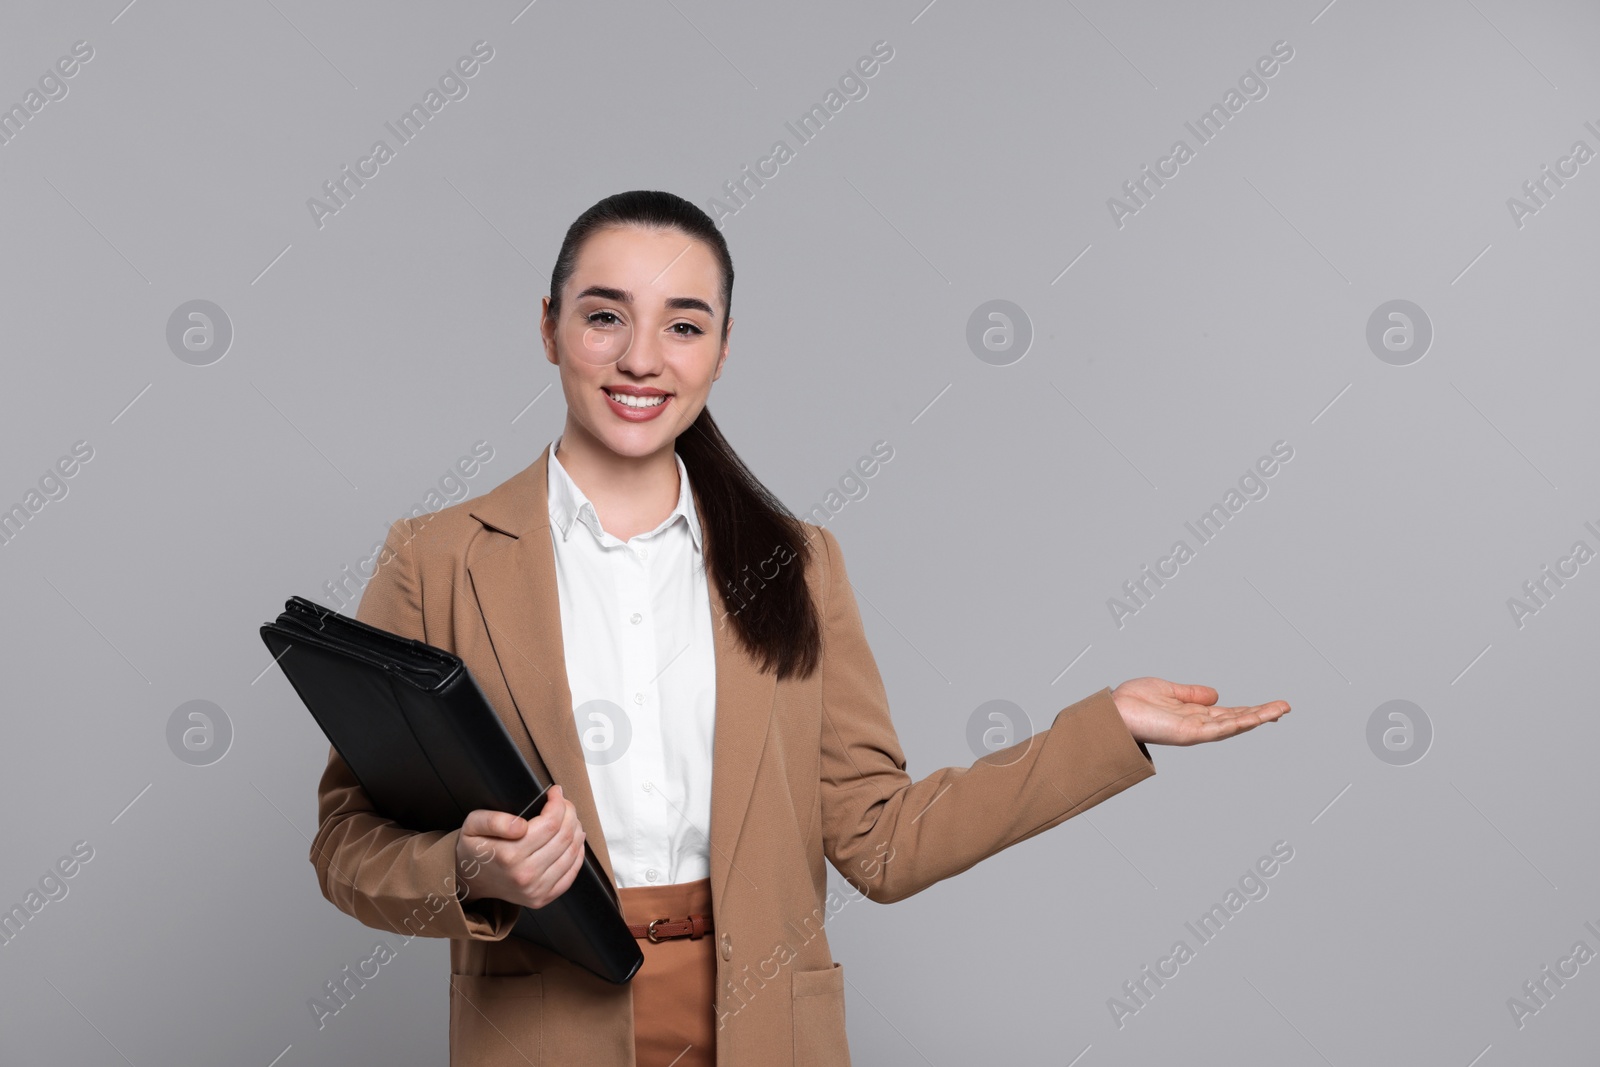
[647,917,672,943]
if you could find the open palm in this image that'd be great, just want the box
[1111,676,1290,746]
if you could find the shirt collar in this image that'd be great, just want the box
[547,436,703,553]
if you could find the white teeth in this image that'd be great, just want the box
[606,389,667,408]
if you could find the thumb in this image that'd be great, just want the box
[1170,682,1219,706]
[464,808,529,840]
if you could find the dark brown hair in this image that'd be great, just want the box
[545,190,822,681]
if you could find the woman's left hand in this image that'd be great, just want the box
[1111,676,1290,746]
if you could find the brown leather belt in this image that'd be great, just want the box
[627,913,714,942]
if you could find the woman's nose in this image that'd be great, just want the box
[615,330,665,373]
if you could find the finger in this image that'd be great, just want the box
[1171,683,1219,706]
[1186,713,1262,744]
[552,836,587,896]
[1219,717,1266,740]
[1243,701,1290,722]
[507,785,561,834]
[528,806,582,865]
[497,799,576,868]
[1203,703,1288,737]
[535,827,587,902]
[1205,708,1268,732]
[550,795,580,835]
[557,795,580,830]
[533,788,574,832]
[462,808,529,840]
[1208,701,1289,721]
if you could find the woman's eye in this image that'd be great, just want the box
[670,322,704,336]
[586,311,622,326]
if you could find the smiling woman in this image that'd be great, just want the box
[309,189,1291,1067]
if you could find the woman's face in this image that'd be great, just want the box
[542,224,730,461]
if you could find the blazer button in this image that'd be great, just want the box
[720,932,732,961]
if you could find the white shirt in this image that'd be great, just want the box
[546,437,717,888]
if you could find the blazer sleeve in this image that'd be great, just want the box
[307,517,521,941]
[815,525,1156,904]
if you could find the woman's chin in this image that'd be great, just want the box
[591,422,672,458]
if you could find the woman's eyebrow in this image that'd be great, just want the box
[573,285,714,317]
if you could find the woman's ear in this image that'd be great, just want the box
[712,316,732,381]
[540,297,559,366]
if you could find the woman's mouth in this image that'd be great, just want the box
[602,387,672,421]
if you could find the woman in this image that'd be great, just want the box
[309,190,1290,1066]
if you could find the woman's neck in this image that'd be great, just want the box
[554,425,682,542]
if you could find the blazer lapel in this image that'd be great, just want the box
[466,442,778,909]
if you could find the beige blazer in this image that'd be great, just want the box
[310,443,1157,1065]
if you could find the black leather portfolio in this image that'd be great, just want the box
[260,595,643,984]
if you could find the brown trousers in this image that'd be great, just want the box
[616,876,716,1067]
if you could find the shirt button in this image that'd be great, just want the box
[630,612,642,624]
[646,868,658,882]
[634,692,644,705]
[637,547,649,559]
[720,932,732,961]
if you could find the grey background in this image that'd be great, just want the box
[2,0,1596,1063]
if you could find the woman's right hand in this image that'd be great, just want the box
[455,783,588,910]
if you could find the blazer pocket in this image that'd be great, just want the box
[449,972,543,1067]
[792,962,851,1066]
